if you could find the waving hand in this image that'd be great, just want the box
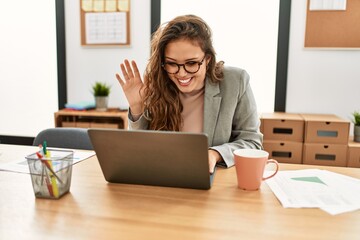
[116,59,144,115]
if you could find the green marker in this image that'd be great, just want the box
[43,141,47,155]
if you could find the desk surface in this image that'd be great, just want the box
[1,144,360,240]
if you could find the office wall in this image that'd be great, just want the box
[65,0,151,110]
[66,0,278,114]
[65,0,360,133]
[0,0,58,137]
[286,1,360,132]
[161,0,280,114]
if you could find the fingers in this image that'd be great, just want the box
[124,59,134,79]
[209,158,216,174]
[120,61,129,80]
[116,62,128,87]
[117,59,141,85]
[131,60,141,78]
[208,150,221,174]
[115,73,125,86]
[116,59,131,87]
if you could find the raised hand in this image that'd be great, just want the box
[116,59,144,115]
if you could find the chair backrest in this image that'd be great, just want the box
[33,128,93,150]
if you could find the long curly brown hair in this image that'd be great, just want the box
[143,15,224,131]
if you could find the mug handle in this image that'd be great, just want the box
[262,159,279,181]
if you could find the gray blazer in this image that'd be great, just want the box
[128,66,263,167]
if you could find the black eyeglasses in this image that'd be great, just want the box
[162,56,206,74]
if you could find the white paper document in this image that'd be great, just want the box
[310,0,347,10]
[0,150,95,174]
[85,12,127,44]
[266,169,360,215]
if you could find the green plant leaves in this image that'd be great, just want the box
[92,82,111,96]
[353,111,360,126]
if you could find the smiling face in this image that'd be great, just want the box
[164,39,209,94]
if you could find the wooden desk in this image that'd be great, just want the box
[1,144,360,239]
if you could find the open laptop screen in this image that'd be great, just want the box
[88,129,214,190]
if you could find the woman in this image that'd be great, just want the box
[116,15,263,173]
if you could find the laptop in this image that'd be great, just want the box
[88,129,216,190]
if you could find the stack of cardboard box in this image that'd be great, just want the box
[302,114,349,167]
[347,138,360,168]
[261,112,304,164]
[260,113,359,167]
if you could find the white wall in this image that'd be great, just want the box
[65,0,151,110]
[65,0,279,114]
[3,1,357,138]
[287,1,360,133]
[0,0,58,137]
[64,0,360,126]
[161,0,280,114]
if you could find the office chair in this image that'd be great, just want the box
[33,128,93,150]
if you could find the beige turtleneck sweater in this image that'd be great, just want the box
[179,87,205,133]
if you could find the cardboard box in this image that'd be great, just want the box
[261,112,304,142]
[302,114,350,144]
[263,140,303,164]
[347,139,360,168]
[303,143,347,167]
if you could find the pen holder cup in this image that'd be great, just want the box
[26,149,74,199]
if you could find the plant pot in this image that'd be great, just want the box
[354,125,360,142]
[95,96,108,111]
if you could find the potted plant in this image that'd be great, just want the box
[352,111,360,142]
[92,82,111,111]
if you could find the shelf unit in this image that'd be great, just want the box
[54,108,128,129]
